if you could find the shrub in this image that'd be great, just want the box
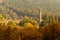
[33,24,39,29]
[30,20,38,25]
[0,23,7,40]
[0,14,4,20]
[43,23,60,40]
[4,26,21,40]
[39,20,46,27]
[30,20,40,29]
[19,16,30,26]
[33,18,39,22]
[7,21,17,26]
[19,21,25,26]
[23,22,33,29]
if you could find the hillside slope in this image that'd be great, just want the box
[0,0,60,19]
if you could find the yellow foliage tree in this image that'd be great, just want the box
[23,22,33,29]
[0,14,4,23]
[24,16,29,20]
[31,20,38,25]
[33,20,39,29]
[7,21,17,29]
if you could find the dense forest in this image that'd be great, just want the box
[0,0,60,40]
[0,0,60,20]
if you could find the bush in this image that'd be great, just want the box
[30,20,38,25]
[19,21,25,26]
[23,23,33,29]
[33,24,39,29]
[19,16,40,27]
[0,23,7,40]
[33,18,39,23]
[7,21,17,26]
[39,21,46,27]
[22,28,44,40]
[19,16,30,26]
[0,14,4,20]
[0,21,60,40]
[30,20,40,29]
[43,23,60,40]
[4,26,21,40]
